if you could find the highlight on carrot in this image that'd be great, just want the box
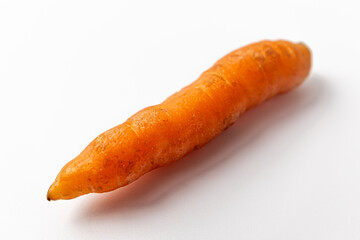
[47,40,311,201]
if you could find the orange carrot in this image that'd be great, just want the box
[47,40,311,200]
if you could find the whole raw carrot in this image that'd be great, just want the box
[47,40,311,200]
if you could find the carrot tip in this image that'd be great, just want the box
[47,187,53,201]
[47,191,51,201]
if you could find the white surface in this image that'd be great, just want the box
[1,0,359,239]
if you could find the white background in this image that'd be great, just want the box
[1,0,359,239]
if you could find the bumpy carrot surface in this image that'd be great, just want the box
[47,40,311,200]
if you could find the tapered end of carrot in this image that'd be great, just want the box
[46,161,86,201]
[47,171,86,201]
[46,151,114,201]
[47,182,60,201]
[47,178,83,201]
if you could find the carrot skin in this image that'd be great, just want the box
[47,40,311,200]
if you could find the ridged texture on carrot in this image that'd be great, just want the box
[47,40,311,200]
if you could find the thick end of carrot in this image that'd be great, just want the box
[297,42,312,73]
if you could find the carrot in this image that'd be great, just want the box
[47,40,311,200]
